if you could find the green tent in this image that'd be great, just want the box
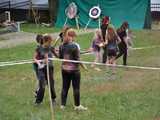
[55,0,151,29]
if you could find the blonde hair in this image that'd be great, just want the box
[94,29,102,39]
[64,28,76,37]
[106,27,117,41]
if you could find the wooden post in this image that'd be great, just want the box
[46,55,55,120]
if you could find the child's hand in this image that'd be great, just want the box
[87,48,93,52]
[38,62,45,69]
[104,41,108,45]
[99,43,104,47]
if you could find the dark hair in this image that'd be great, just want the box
[117,21,129,33]
[43,34,52,43]
[122,21,129,29]
[36,34,43,45]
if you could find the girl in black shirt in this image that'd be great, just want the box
[59,28,87,111]
[116,22,129,65]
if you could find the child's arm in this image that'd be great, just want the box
[124,36,129,48]
[33,51,43,68]
[51,47,59,58]
[33,50,45,69]
[33,51,40,64]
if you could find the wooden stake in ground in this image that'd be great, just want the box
[46,55,55,120]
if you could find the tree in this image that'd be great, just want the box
[48,0,59,25]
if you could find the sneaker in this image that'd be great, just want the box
[34,101,41,106]
[60,105,65,110]
[74,105,88,111]
[34,91,38,98]
[94,67,101,71]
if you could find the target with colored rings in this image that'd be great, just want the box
[65,2,77,19]
[89,6,101,19]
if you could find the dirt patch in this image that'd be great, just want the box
[0,37,7,41]
[0,30,94,49]
[0,32,36,48]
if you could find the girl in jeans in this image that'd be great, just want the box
[33,34,57,105]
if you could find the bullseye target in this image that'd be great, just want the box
[65,2,77,19]
[89,6,101,19]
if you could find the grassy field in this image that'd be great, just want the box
[0,30,160,120]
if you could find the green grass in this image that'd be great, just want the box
[21,23,61,34]
[0,30,160,120]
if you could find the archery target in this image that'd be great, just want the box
[65,2,78,19]
[89,6,101,19]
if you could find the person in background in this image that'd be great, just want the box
[100,16,110,63]
[59,28,87,111]
[90,29,104,71]
[106,27,120,74]
[116,22,129,65]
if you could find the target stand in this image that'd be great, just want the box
[84,6,101,30]
[64,2,79,29]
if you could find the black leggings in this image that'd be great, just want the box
[36,66,56,103]
[116,42,127,65]
[102,45,108,63]
[61,70,80,106]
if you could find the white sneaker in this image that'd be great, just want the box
[60,105,65,110]
[94,67,101,71]
[74,105,88,111]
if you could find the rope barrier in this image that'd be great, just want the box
[0,57,160,71]
[0,59,33,64]
[49,58,160,70]
[0,45,160,69]
[0,60,33,67]
[131,45,160,50]
[1,45,160,65]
